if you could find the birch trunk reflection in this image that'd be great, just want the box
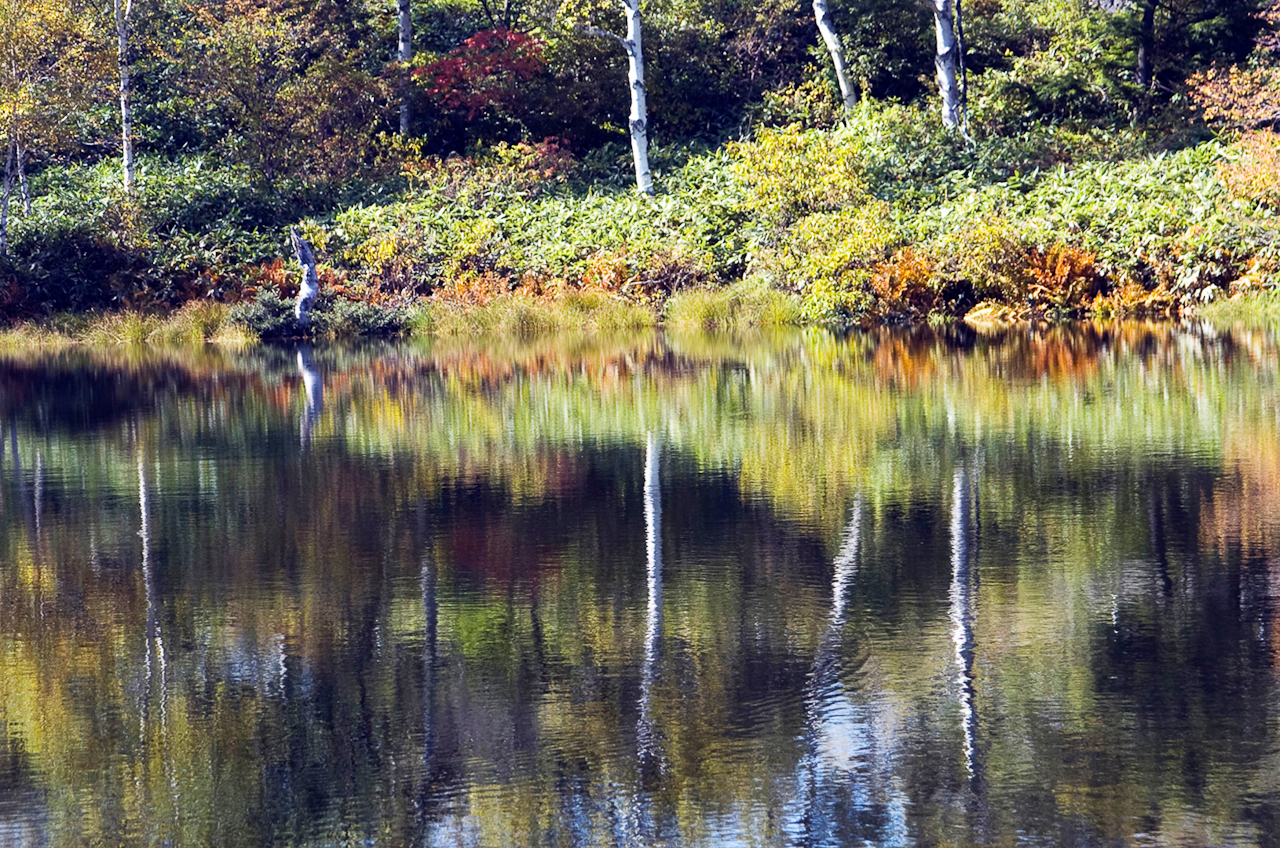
[411,538,440,843]
[422,544,437,768]
[298,347,323,448]
[798,496,910,846]
[11,425,32,542]
[949,463,985,814]
[637,431,663,774]
[33,451,42,541]
[137,453,173,840]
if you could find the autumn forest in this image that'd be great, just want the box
[2,0,1280,336]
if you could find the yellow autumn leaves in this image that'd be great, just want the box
[0,0,104,148]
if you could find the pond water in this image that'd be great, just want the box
[3,323,1280,847]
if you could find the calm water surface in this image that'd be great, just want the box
[3,323,1280,847]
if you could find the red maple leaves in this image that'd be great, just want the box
[418,29,546,120]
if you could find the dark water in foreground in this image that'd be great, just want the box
[3,323,1280,847]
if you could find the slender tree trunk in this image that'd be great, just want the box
[1136,0,1156,107]
[115,0,135,191]
[398,0,412,135]
[579,2,653,194]
[1,135,13,256]
[812,0,856,111]
[931,0,963,129]
[15,133,29,215]
[291,227,319,328]
[623,0,653,195]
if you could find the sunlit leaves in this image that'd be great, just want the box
[0,0,105,148]
[179,0,388,183]
[728,123,870,228]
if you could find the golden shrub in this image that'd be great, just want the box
[869,248,938,316]
[1219,131,1280,210]
[1025,243,1105,308]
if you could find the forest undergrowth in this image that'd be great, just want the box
[5,100,1280,343]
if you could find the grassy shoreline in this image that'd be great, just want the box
[7,284,1280,350]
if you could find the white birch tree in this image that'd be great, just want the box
[114,0,135,190]
[931,0,963,129]
[398,0,412,135]
[1,139,12,255]
[813,0,856,111]
[564,0,653,194]
[15,133,28,214]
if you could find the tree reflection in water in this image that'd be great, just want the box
[796,494,911,846]
[0,324,1278,846]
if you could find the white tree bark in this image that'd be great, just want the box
[398,0,412,135]
[812,0,856,111]
[291,227,320,328]
[115,0,135,191]
[931,0,962,129]
[622,0,653,195]
[582,0,653,195]
[0,135,12,255]
[15,134,29,215]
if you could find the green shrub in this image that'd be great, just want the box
[227,288,411,340]
[729,123,870,227]
[930,217,1036,302]
[228,289,298,340]
[747,202,898,325]
[326,145,750,294]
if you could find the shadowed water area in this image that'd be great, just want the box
[4,323,1280,847]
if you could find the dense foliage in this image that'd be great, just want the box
[1,0,1279,332]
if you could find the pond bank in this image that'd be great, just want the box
[6,109,1279,335]
[4,284,1278,348]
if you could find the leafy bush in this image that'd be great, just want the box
[227,289,298,339]
[746,202,897,324]
[729,123,870,227]
[930,217,1036,302]
[325,144,750,296]
[228,287,411,340]
[868,248,941,320]
[1219,131,1280,211]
